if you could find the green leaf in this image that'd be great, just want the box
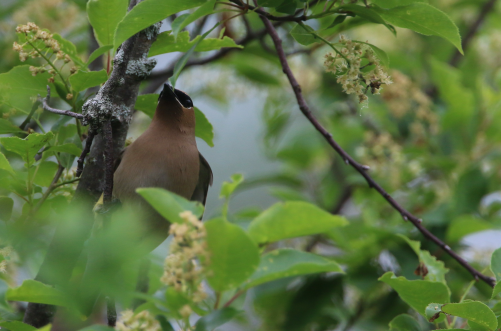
[430,58,474,130]
[290,24,319,46]
[491,247,501,299]
[446,215,491,243]
[373,3,462,54]
[0,197,14,221]
[32,161,58,187]
[372,0,427,8]
[232,61,281,86]
[339,4,396,35]
[243,249,344,289]
[0,119,23,134]
[379,272,450,317]
[86,45,113,67]
[0,151,15,174]
[136,187,204,223]
[276,0,297,15]
[0,66,54,112]
[52,34,86,68]
[468,321,491,331]
[134,94,157,117]
[172,0,216,39]
[6,280,68,306]
[442,301,498,330]
[133,95,214,146]
[171,23,220,88]
[398,234,448,283]
[195,37,242,52]
[69,70,108,93]
[425,303,445,322]
[76,326,114,331]
[194,107,214,147]
[257,0,285,7]
[220,173,244,199]
[87,0,128,46]
[149,30,242,57]
[0,321,37,331]
[205,218,259,291]
[389,314,422,331]
[247,201,348,245]
[0,132,54,165]
[44,143,83,157]
[114,0,206,47]
[194,307,239,331]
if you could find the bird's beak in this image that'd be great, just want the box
[159,83,179,105]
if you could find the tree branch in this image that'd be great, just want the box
[76,129,96,177]
[102,120,114,204]
[449,0,497,67]
[37,86,84,119]
[23,0,162,326]
[258,8,496,288]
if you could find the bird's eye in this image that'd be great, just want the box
[174,89,194,108]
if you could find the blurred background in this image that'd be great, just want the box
[2,0,501,330]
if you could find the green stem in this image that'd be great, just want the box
[214,292,221,309]
[26,39,70,93]
[297,21,350,64]
[52,177,80,189]
[26,151,33,205]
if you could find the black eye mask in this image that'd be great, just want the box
[174,89,193,108]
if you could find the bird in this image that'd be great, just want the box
[78,83,212,316]
[112,83,213,248]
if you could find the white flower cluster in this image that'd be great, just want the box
[161,211,210,307]
[13,22,77,83]
[0,246,13,274]
[115,310,160,331]
[324,35,392,103]
[381,70,438,139]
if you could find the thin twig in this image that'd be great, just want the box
[449,0,497,67]
[223,290,244,308]
[52,177,80,189]
[20,100,41,130]
[102,120,114,204]
[32,164,64,214]
[38,86,84,119]
[229,0,314,22]
[257,8,497,288]
[76,129,96,177]
[132,259,151,310]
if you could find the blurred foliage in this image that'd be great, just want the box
[0,0,501,330]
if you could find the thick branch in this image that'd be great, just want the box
[24,0,161,327]
[258,10,496,288]
[449,0,497,67]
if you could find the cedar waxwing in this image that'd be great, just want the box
[112,83,213,246]
[78,84,212,315]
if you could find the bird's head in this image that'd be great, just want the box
[155,84,195,129]
[158,83,193,108]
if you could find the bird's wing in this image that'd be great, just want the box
[190,152,213,206]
